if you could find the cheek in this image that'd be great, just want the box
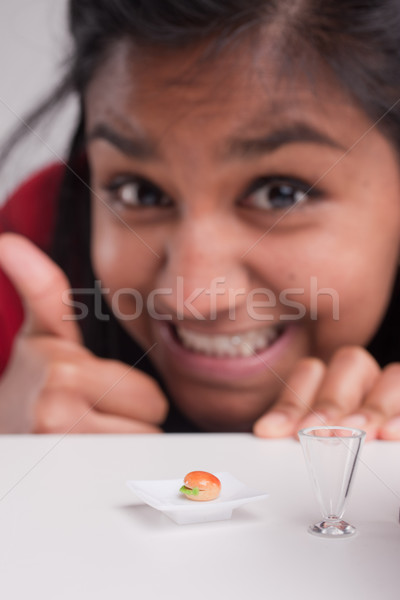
[309,204,400,350]
[310,241,399,355]
[90,203,161,310]
[249,217,399,356]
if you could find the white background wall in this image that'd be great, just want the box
[0,0,77,202]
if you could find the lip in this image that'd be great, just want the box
[157,321,298,382]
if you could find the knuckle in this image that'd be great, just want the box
[273,393,304,413]
[295,356,325,376]
[311,399,341,415]
[382,363,400,380]
[45,361,80,391]
[145,377,166,402]
[33,395,70,433]
[53,267,69,289]
[369,406,385,418]
[333,345,377,368]
[142,379,169,421]
[277,358,325,409]
[110,360,169,419]
[156,397,169,423]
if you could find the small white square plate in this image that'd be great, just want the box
[126,472,268,525]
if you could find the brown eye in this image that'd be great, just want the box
[241,177,315,211]
[248,183,306,210]
[107,176,173,208]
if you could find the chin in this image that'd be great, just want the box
[166,382,270,433]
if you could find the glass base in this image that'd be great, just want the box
[308,519,356,538]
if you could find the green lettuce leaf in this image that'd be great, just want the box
[179,485,200,496]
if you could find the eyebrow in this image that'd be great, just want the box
[87,120,345,162]
[86,123,159,160]
[224,122,346,159]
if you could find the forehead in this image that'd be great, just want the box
[84,35,368,145]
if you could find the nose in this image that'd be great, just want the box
[155,213,250,320]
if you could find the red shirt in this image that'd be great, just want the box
[0,163,64,375]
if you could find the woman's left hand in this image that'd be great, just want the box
[253,346,400,440]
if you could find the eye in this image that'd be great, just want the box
[241,177,319,211]
[105,176,173,208]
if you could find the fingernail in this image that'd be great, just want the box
[255,412,290,436]
[341,414,367,428]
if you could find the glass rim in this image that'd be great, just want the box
[298,425,366,439]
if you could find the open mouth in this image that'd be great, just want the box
[173,323,285,359]
[158,321,295,382]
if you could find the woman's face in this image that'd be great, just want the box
[85,38,400,431]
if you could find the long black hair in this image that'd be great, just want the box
[3,1,400,428]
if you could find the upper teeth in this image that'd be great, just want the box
[176,325,281,358]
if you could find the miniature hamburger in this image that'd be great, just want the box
[179,471,221,501]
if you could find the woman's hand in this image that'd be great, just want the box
[0,234,168,433]
[253,346,400,440]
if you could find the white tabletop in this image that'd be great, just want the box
[0,434,399,599]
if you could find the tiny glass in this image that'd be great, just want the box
[298,426,366,538]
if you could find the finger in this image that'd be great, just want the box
[253,358,326,438]
[44,355,168,425]
[342,363,400,440]
[34,392,163,434]
[0,233,82,343]
[298,346,380,430]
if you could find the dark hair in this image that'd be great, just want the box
[52,0,400,275]
[4,1,400,162]
[66,0,400,137]
[3,1,400,426]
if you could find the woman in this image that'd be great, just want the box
[1,0,400,437]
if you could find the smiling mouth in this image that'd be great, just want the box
[174,324,285,358]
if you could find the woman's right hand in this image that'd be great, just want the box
[0,234,168,433]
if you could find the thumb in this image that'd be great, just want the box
[0,233,82,343]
